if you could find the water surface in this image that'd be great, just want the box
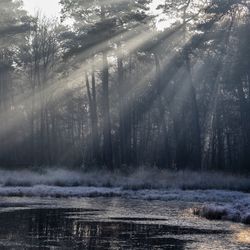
[0,197,249,249]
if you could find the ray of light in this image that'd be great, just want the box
[0,4,211,144]
[201,20,236,168]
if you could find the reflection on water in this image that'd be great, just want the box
[235,227,250,244]
[0,197,249,250]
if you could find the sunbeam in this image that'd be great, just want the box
[0,0,250,172]
[1,1,250,247]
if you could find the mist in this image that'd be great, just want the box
[0,1,250,248]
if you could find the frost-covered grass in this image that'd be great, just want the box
[0,167,249,225]
[193,198,250,225]
[0,184,249,224]
[0,167,249,192]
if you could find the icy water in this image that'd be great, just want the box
[0,197,249,250]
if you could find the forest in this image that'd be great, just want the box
[1,0,250,174]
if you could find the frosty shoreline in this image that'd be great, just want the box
[193,201,250,225]
[0,184,249,225]
[0,168,249,225]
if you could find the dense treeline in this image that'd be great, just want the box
[0,0,250,173]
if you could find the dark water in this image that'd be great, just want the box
[0,197,249,249]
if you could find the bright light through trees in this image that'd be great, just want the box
[1,0,250,172]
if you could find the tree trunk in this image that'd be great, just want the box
[101,52,113,170]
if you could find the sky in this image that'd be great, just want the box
[23,0,61,17]
[22,0,168,30]
[22,0,162,18]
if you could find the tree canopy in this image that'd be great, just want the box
[0,0,250,173]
